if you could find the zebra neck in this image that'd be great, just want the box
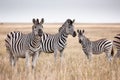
[81,38,91,49]
[60,28,68,36]
[60,29,68,39]
[57,30,68,47]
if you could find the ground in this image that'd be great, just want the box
[0,23,120,80]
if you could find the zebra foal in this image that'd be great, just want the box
[39,19,76,61]
[77,29,114,61]
[5,18,44,69]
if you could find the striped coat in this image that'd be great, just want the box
[113,34,120,58]
[77,29,114,61]
[5,18,44,69]
[39,19,76,61]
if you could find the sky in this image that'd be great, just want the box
[0,0,120,23]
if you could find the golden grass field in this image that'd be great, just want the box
[0,23,120,80]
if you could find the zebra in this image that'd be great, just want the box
[77,29,114,61]
[5,18,44,69]
[113,34,120,58]
[39,19,76,61]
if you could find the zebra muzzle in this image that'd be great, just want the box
[72,31,76,37]
[38,29,43,37]
[79,40,82,43]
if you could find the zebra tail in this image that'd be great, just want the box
[111,46,114,57]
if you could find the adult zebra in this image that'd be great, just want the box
[113,34,120,58]
[77,29,114,61]
[39,19,76,61]
[5,18,44,69]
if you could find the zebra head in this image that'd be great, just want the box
[32,18,44,37]
[61,19,76,37]
[77,29,85,43]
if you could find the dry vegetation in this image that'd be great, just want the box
[0,23,120,80]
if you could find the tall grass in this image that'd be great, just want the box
[0,23,120,80]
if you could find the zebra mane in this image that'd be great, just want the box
[82,35,91,44]
[86,37,90,42]
[58,27,63,32]
[58,19,74,33]
[58,23,66,32]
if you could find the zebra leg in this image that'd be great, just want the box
[6,49,14,67]
[32,51,39,69]
[9,54,14,67]
[25,51,30,72]
[86,51,92,61]
[85,52,92,61]
[60,49,64,64]
[9,54,19,74]
[54,49,57,62]
[59,50,64,69]
[114,50,120,58]
[8,53,17,68]
[88,54,92,61]
[105,50,112,61]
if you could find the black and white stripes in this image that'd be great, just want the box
[77,29,114,61]
[5,18,44,69]
[5,18,119,70]
[39,19,76,61]
[113,34,120,58]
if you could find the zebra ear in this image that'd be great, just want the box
[33,18,36,24]
[80,30,82,35]
[79,30,83,35]
[40,18,44,24]
[73,19,75,23]
[36,18,39,24]
[77,29,79,33]
[82,30,85,33]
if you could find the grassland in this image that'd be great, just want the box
[0,23,120,80]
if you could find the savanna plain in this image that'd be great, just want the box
[0,23,120,80]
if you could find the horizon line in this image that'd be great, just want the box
[1,22,120,25]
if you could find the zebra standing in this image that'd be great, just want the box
[113,34,120,58]
[39,19,76,61]
[5,18,44,69]
[77,29,114,61]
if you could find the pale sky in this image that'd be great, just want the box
[0,0,120,23]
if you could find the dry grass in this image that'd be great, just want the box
[0,23,120,80]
